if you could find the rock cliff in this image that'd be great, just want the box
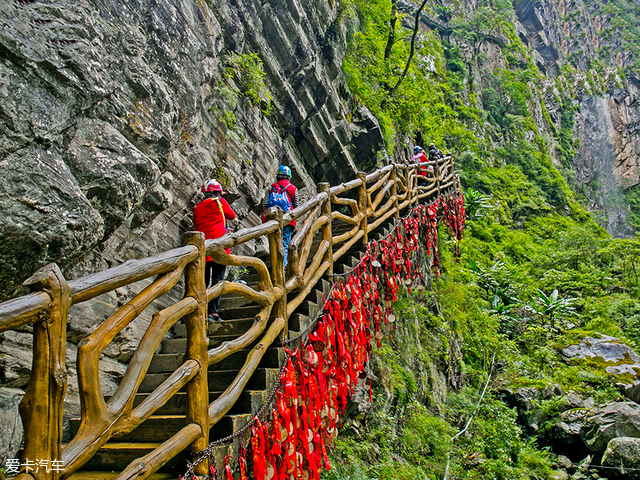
[0,0,384,301]
[513,0,640,236]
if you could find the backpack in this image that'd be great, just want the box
[266,182,294,212]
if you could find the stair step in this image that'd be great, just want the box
[78,443,184,471]
[139,368,280,393]
[161,333,260,354]
[215,304,263,320]
[103,390,268,416]
[149,348,284,373]
[171,318,257,338]
[218,294,256,309]
[70,413,253,443]
[77,442,230,472]
[289,313,310,331]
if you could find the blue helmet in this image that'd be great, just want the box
[277,165,292,177]
[414,146,421,153]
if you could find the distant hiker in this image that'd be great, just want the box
[263,165,298,267]
[411,146,429,185]
[411,145,427,164]
[193,179,236,322]
[428,142,444,161]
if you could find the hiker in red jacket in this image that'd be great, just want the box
[262,165,298,267]
[411,146,429,186]
[194,179,236,322]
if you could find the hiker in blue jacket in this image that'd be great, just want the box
[262,165,299,267]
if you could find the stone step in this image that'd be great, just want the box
[69,413,253,443]
[215,304,263,320]
[103,390,267,416]
[139,368,280,393]
[288,312,310,332]
[161,333,258,354]
[75,442,230,473]
[218,294,256,309]
[170,317,257,339]
[148,347,284,373]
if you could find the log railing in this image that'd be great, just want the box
[0,157,460,480]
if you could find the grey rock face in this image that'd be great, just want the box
[562,335,640,402]
[548,408,592,457]
[513,0,640,236]
[0,388,24,465]
[573,95,636,237]
[507,384,565,431]
[602,437,640,479]
[580,402,640,452]
[0,0,379,300]
[0,146,104,299]
[0,330,34,388]
[67,119,162,237]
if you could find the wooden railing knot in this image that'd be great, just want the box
[54,368,67,387]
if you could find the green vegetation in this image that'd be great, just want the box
[224,51,273,114]
[329,0,640,477]
[597,0,640,74]
[625,184,640,231]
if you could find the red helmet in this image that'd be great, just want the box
[201,179,223,192]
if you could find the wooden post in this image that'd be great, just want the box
[182,232,209,476]
[318,183,334,275]
[391,165,399,218]
[404,164,412,206]
[19,264,70,480]
[435,159,441,196]
[266,207,287,342]
[357,172,368,244]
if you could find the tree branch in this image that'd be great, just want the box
[384,0,398,60]
[389,0,429,97]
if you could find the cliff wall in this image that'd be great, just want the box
[0,0,384,302]
[514,0,640,236]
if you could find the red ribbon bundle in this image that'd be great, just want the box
[239,195,465,480]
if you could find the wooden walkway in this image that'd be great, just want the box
[0,158,459,480]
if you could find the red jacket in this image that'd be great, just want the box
[416,153,428,177]
[194,197,236,258]
[263,179,298,228]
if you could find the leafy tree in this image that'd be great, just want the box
[450,7,501,58]
[600,238,640,293]
[530,289,577,328]
[464,188,492,220]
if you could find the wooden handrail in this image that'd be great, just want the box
[0,291,51,333]
[68,246,199,304]
[0,158,460,480]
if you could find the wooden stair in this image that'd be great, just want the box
[68,217,399,477]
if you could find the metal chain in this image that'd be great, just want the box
[184,357,291,477]
[281,282,337,346]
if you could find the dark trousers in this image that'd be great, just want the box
[205,261,226,314]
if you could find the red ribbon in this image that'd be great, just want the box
[224,454,234,480]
